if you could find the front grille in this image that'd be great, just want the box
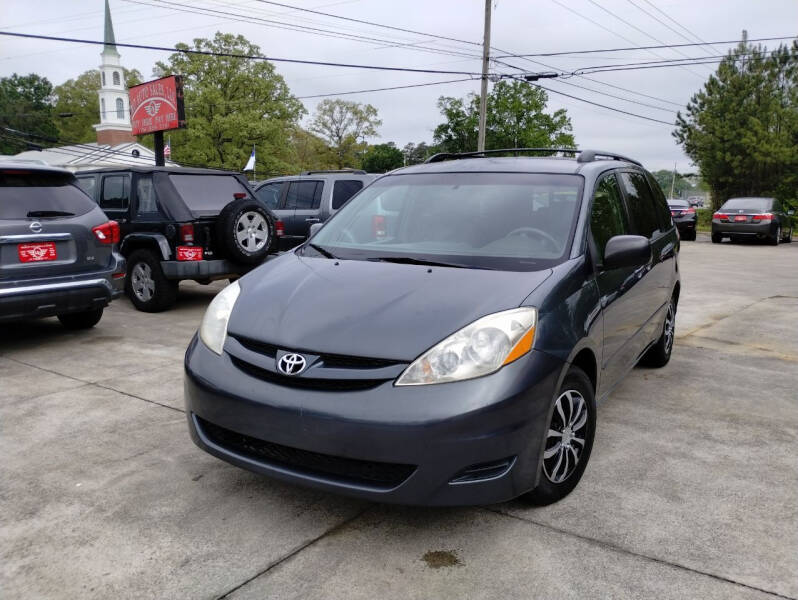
[197,417,416,488]
[230,356,388,391]
[231,334,403,369]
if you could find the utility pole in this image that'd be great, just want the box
[669,162,677,199]
[477,0,492,152]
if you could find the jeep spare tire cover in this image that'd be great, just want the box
[216,198,274,264]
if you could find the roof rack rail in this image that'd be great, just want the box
[424,147,642,167]
[425,147,578,163]
[299,169,367,175]
[576,149,642,166]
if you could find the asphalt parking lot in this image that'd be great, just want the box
[2,234,797,600]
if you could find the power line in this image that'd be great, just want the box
[623,0,714,57]
[639,0,725,56]
[295,77,474,99]
[492,35,795,59]
[507,76,674,126]
[0,31,483,76]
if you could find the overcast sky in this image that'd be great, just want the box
[2,0,796,172]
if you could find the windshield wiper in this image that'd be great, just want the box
[27,210,75,217]
[306,243,338,259]
[368,256,471,269]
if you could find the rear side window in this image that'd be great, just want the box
[101,175,130,211]
[590,173,630,262]
[644,172,673,230]
[0,170,97,219]
[255,182,283,210]
[136,176,159,215]
[285,180,322,210]
[619,172,660,238]
[169,174,252,216]
[332,179,364,210]
[75,176,96,200]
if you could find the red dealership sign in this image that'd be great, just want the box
[128,75,186,136]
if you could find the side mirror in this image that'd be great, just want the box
[603,235,651,270]
[309,222,324,237]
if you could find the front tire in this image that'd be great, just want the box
[125,249,178,312]
[524,366,596,506]
[58,307,104,329]
[640,297,676,368]
[769,226,781,246]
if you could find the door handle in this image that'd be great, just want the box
[305,218,321,223]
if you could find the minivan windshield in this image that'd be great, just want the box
[308,172,583,271]
[720,197,773,212]
[0,170,96,219]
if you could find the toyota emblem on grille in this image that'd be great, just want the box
[29,221,42,233]
[277,353,307,375]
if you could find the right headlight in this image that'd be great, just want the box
[395,307,537,386]
[199,280,240,355]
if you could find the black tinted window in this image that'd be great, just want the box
[136,176,159,215]
[620,172,659,237]
[255,182,283,210]
[590,174,630,262]
[645,172,673,230]
[101,175,129,211]
[76,176,96,199]
[0,171,97,219]
[169,174,251,216]
[332,179,364,210]
[285,180,321,210]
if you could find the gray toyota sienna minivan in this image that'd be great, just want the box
[184,149,680,506]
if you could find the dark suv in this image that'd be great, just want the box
[76,167,279,311]
[185,148,681,506]
[254,170,376,249]
[1,163,125,327]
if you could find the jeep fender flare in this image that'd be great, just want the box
[120,233,172,261]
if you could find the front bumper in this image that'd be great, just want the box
[0,266,124,322]
[184,335,565,506]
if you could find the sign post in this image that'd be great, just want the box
[128,75,186,166]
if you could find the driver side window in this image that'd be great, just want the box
[590,173,630,263]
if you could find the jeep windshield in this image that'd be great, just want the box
[306,172,583,271]
[169,174,253,217]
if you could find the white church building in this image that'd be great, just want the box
[10,0,175,171]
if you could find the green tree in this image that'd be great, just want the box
[154,32,304,173]
[402,141,436,165]
[53,68,142,143]
[309,99,381,168]
[433,80,575,153]
[288,127,337,171]
[0,73,58,154]
[651,169,691,198]
[674,40,798,210]
[362,142,403,172]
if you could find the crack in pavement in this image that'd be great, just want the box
[679,295,798,340]
[215,505,374,600]
[483,507,797,600]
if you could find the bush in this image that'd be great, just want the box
[696,208,713,231]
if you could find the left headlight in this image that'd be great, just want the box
[396,307,537,386]
[199,281,240,355]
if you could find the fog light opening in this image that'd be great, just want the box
[449,457,515,484]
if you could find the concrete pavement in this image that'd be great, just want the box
[2,235,797,599]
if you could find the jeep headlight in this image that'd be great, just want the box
[396,307,537,386]
[199,281,240,355]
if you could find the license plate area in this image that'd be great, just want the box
[18,242,57,263]
[734,215,748,222]
[177,246,203,261]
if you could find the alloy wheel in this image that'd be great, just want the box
[235,211,269,252]
[543,390,589,483]
[131,262,155,302]
[663,302,676,353]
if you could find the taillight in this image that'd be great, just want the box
[233,192,247,199]
[686,207,696,214]
[752,213,773,222]
[713,213,728,221]
[92,220,120,244]
[275,220,284,237]
[372,215,386,239]
[179,223,194,243]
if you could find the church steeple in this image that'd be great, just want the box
[94,0,134,146]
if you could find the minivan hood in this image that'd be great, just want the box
[227,252,552,361]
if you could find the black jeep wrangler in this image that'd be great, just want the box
[76,166,280,312]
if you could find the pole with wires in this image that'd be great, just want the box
[670,162,677,198]
[477,0,492,152]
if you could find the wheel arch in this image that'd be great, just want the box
[120,233,171,261]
